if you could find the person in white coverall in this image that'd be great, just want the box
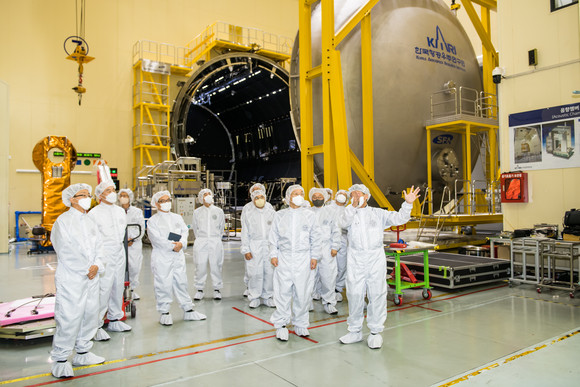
[269,185,321,341]
[241,189,276,308]
[339,184,420,349]
[309,188,341,315]
[325,189,349,302]
[240,183,273,297]
[88,180,131,340]
[50,183,105,378]
[192,188,225,301]
[147,191,206,326]
[118,189,145,300]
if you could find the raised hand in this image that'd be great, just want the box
[403,186,421,204]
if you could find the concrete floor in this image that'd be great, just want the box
[1,240,579,387]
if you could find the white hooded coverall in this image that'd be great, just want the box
[340,202,412,333]
[325,201,348,292]
[311,205,341,306]
[269,207,321,329]
[87,202,127,323]
[147,211,195,313]
[241,199,274,288]
[192,204,225,291]
[241,201,276,301]
[50,208,104,361]
[124,205,145,291]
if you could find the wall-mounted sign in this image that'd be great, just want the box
[54,152,102,158]
[508,102,580,171]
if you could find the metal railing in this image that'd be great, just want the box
[184,21,294,67]
[132,40,190,68]
[430,86,498,120]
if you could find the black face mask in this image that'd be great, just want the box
[312,199,325,207]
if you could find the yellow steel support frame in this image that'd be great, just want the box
[132,61,171,188]
[460,0,499,96]
[425,120,499,216]
[300,0,393,209]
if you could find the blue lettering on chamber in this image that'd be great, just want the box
[414,26,466,72]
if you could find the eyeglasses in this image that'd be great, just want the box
[158,199,172,204]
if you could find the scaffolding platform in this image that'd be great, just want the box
[386,252,510,289]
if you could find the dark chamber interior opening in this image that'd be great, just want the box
[173,55,300,188]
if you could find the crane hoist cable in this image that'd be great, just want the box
[64,0,94,105]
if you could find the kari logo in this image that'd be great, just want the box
[427,26,456,55]
[433,134,454,145]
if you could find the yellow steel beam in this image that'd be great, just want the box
[426,128,433,215]
[335,0,381,46]
[480,6,497,96]
[329,50,351,191]
[321,0,334,189]
[460,0,498,65]
[299,0,315,193]
[144,72,163,106]
[350,150,394,210]
[465,123,472,215]
[469,0,497,11]
[307,144,324,155]
[306,65,322,79]
[144,107,164,147]
[361,13,374,180]
[144,148,154,166]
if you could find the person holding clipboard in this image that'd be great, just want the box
[147,191,206,326]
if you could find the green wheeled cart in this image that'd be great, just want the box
[385,248,432,306]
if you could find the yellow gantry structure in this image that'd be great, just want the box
[184,21,293,69]
[299,0,394,209]
[131,26,293,187]
[132,41,192,187]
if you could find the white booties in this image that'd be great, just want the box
[94,328,111,341]
[51,361,74,378]
[276,327,289,341]
[72,352,105,366]
[184,310,207,321]
[160,313,173,326]
[339,331,363,344]
[108,321,132,332]
[367,333,383,349]
[294,327,310,337]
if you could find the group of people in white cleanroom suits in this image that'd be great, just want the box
[49,178,419,378]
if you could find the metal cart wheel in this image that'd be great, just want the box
[393,295,403,306]
[131,302,137,318]
[536,287,542,294]
[422,289,432,300]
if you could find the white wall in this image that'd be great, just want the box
[497,1,580,230]
[0,0,299,238]
[0,80,9,253]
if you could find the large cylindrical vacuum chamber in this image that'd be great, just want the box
[172,0,483,207]
[172,53,300,187]
[289,0,483,206]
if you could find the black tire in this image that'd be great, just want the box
[131,302,137,318]
[393,295,402,306]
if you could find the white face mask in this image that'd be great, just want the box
[254,198,265,208]
[204,195,214,205]
[159,202,172,212]
[105,192,117,204]
[291,195,304,207]
[119,197,130,205]
[336,194,347,204]
[78,197,92,211]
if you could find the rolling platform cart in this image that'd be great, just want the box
[537,240,580,298]
[385,248,432,306]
